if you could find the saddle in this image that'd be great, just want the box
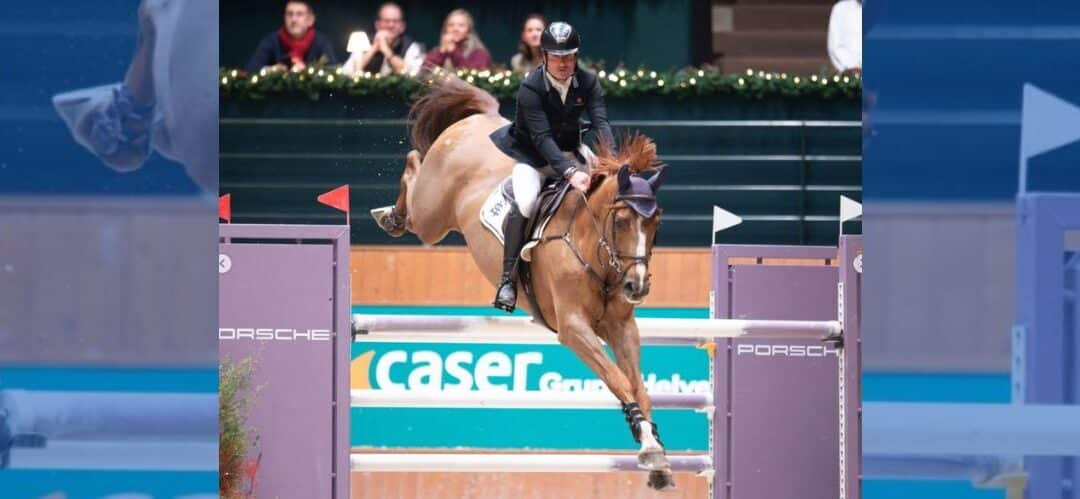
[479,176,574,332]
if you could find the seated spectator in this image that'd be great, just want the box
[424,9,491,71]
[245,1,337,73]
[510,14,545,73]
[343,2,424,76]
[827,0,862,73]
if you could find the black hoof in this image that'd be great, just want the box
[638,450,669,471]
[370,206,406,237]
[647,470,676,492]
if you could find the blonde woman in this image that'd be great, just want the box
[424,8,491,70]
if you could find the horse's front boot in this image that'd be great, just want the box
[493,204,527,312]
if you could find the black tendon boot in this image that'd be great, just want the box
[493,204,527,312]
[621,401,663,445]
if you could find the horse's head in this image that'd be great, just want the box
[587,135,667,305]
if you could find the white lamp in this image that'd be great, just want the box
[347,31,371,53]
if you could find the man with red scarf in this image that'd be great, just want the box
[245,1,337,73]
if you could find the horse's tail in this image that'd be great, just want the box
[408,74,500,158]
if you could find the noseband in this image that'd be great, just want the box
[539,188,656,298]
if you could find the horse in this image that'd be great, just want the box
[371,76,675,490]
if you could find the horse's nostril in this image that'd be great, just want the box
[622,281,637,294]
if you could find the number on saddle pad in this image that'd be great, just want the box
[479,177,572,261]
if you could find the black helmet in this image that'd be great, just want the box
[541,22,580,56]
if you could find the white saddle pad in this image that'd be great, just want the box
[479,183,514,246]
[479,180,555,262]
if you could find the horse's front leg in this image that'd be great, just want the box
[601,319,675,491]
[557,314,674,490]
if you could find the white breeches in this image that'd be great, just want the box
[511,145,596,217]
[511,163,552,217]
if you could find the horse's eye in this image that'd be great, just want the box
[614,217,629,229]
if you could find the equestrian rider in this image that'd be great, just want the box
[489,21,617,312]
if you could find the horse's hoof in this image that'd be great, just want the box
[370,206,405,237]
[638,450,670,471]
[647,470,677,492]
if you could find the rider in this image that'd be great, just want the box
[489,21,617,312]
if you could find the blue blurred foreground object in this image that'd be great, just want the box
[0,0,218,496]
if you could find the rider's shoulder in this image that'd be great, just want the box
[519,67,546,93]
[574,67,600,87]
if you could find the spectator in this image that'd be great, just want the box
[343,2,424,76]
[424,9,491,71]
[245,1,337,73]
[510,14,546,73]
[827,0,862,73]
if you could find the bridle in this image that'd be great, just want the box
[539,187,658,299]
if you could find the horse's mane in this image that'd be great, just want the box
[587,133,665,196]
[408,73,500,158]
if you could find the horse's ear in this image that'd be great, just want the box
[647,166,668,193]
[617,164,631,192]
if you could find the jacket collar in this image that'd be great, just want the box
[540,65,579,92]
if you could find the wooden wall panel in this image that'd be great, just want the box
[350,471,709,499]
[350,246,712,308]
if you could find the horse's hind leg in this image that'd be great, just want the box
[602,319,676,491]
[371,150,421,237]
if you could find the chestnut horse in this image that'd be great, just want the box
[371,77,674,490]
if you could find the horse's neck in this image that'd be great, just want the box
[548,185,635,319]
[564,187,608,265]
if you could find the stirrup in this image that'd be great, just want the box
[493,279,517,312]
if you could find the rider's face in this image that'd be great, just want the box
[545,53,576,81]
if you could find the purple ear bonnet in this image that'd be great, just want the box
[622,176,658,217]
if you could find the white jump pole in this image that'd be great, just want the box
[351,389,712,411]
[863,402,1080,457]
[1,390,217,440]
[5,440,218,471]
[350,453,713,474]
[1,390,218,471]
[352,315,841,344]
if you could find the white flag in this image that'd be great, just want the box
[840,196,862,223]
[712,205,742,234]
[1021,83,1080,161]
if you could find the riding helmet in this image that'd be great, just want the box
[541,22,580,56]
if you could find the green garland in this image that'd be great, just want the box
[220,64,861,101]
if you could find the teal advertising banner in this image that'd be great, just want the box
[350,341,712,451]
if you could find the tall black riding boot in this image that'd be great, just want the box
[493,204,528,312]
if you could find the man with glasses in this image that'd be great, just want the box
[343,2,424,76]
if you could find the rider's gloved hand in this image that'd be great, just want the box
[569,170,591,192]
